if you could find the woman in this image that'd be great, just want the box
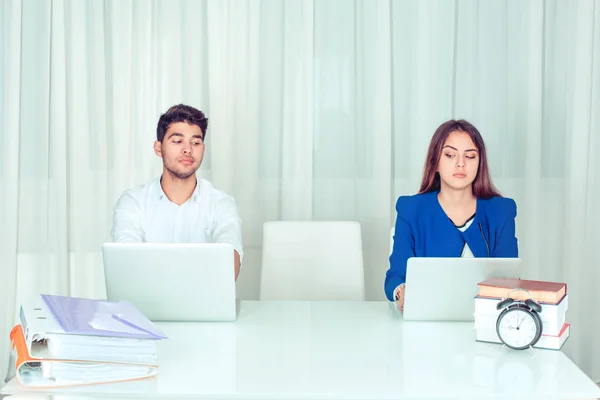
[385,119,518,308]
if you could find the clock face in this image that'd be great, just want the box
[496,307,541,350]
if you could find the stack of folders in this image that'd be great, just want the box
[10,294,167,388]
[473,277,570,350]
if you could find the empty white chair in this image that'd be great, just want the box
[260,221,365,301]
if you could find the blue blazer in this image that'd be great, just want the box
[385,191,519,301]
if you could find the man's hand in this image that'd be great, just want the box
[234,250,241,281]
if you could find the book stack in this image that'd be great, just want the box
[10,294,167,387]
[473,277,570,350]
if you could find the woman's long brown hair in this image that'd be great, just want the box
[418,119,501,199]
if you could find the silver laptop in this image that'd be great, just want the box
[102,243,236,322]
[402,257,523,321]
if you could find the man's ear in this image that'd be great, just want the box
[154,140,162,157]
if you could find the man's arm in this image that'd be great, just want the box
[213,196,244,280]
[111,193,145,243]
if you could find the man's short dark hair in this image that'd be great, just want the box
[156,104,208,142]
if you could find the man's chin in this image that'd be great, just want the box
[165,168,198,180]
[176,173,196,180]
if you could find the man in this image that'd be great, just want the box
[111,104,243,279]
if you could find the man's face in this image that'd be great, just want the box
[154,121,205,180]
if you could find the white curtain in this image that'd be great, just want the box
[1,0,599,383]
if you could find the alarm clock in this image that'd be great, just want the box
[495,288,543,350]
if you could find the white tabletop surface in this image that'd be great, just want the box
[2,300,599,400]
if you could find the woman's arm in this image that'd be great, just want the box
[493,198,519,257]
[385,196,416,301]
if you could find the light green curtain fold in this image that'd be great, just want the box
[1,0,599,382]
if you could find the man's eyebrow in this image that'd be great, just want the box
[167,132,204,140]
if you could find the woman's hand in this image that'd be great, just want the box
[394,283,406,312]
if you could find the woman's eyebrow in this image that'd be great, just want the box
[443,145,478,152]
[442,145,458,151]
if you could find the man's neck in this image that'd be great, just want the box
[160,171,197,206]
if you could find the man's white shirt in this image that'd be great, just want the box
[111,177,243,261]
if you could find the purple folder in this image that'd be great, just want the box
[41,294,167,340]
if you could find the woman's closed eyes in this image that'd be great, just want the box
[444,152,476,160]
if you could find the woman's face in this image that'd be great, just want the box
[437,130,479,192]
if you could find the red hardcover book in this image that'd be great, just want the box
[477,277,566,304]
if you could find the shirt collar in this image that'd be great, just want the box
[156,176,202,203]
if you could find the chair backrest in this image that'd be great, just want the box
[260,221,365,301]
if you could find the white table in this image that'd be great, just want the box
[2,301,599,399]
